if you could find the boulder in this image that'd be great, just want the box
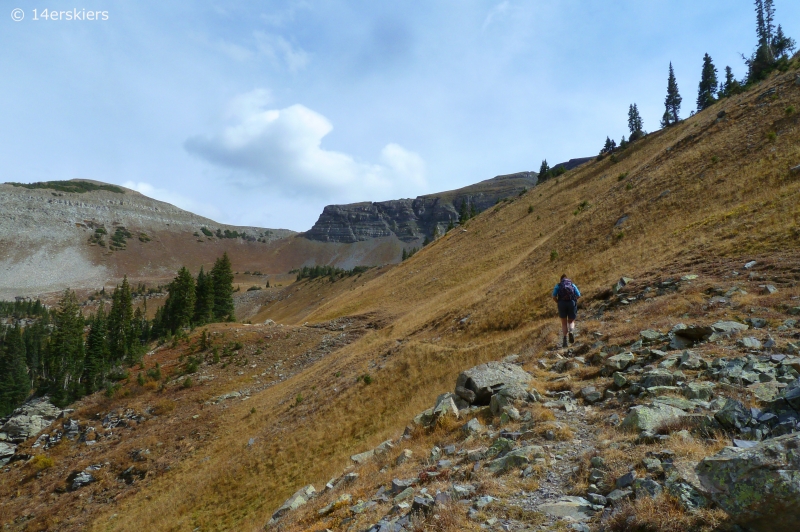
[683,382,715,401]
[485,445,545,474]
[714,399,752,431]
[538,496,595,521]
[1,397,62,442]
[665,466,708,511]
[639,330,663,344]
[462,418,484,434]
[455,362,532,406]
[605,353,635,371]
[622,403,685,432]
[673,325,714,342]
[739,337,763,350]
[580,386,602,404]
[270,485,316,522]
[489,384,529,415]
[0,442,17,464]
[696,433,800,532]
[351,449,375,464]
[640,369,676,389]
[633,478,663,499]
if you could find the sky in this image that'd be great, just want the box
[2,1,798,231]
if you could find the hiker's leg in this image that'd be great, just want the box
[560,317,568,336]
[568,319,575,332]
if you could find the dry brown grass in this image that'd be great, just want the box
[602,494,727,532]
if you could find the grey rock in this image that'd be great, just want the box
[580,386,602,404]
[633,478,663,499]
[411,493,435,515]
[395,449,413,465]
[606,488,633,506]
[586,493,607,506]
[642,457,663,475]
[622,403,686,432]
[463,417,484,434]
[69,471,96,491]
[683,382,715,401]
[673,325,714,342]
[605,352,635,371]
[712,321,749,335]
[1,397,62,442]
[665,467,708,511]
[485,445,544,474]
[612,372,628,389]
[455,362,532,405]
[739,337,762,350]
[616,470,637,488]
[270,485,316,521]
[696,433,800,532]
[715,399,752,431]
[640,330,663,344]
[538,496,594,520]
[391,478,416,495]
[351,449,375,464]
[640,369,676,388]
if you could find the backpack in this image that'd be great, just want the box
[557,279,578,301]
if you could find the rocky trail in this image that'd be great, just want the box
[268,260,800,532]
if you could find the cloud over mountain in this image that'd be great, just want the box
[184,90,426,202]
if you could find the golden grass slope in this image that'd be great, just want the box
[2,63,797,532]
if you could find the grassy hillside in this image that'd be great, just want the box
[1,61,799,532]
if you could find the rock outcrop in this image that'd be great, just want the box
[304,172,539,244]
[696,433,800,532]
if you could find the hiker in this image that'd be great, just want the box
[552,274,581,348]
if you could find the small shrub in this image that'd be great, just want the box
[147,363,162,381]
[360,374,373,385]
[615,231,624,240]
[136,373,146,386]
[610,154,619,164]
[31,455,55,471]
[212,347,220,364]
[233,341,244,351]
[295,394,303,405]
[152,399,176,415]
[617,172,628,181]
[105,383,120,398]
[711,155,719,164]
[528,205,534,214]
[766,131,777,142]
[250,407,256,414]
[625,183,633,190]
[182,377,193,389]
[786,106,795,115]
[550,250,558,261]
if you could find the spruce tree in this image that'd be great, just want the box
[538,160,550,180]
[46,290,85,406]
[83,304,109,394]
[107,277,134,365]
[194,267,215,325]
[773,25,796,58]
[719,66,741,97]
[165,267,196,332]
[662,62,682,127]
[697,54,719,111]
[211,253,235,322]
[628,104,644,139]
[0,325,30,416]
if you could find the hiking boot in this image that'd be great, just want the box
[562,336,568,348]
[568,332,575,344]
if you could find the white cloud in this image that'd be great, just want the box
[122,181,224,221]
[254,31,309,72]
[184,91,427,202]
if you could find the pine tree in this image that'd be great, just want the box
[0,325,30,416]
[46,290,85,406]
[697,54,719,111]
[773,25,796,58]
[538,160,550,180]
[164,267,196,332]
[83,303,109,394]
[458,200,470,223]
[662,62,682,127]
[194,267,214,325]
[211,253,235,322]
[446,219,454,233]
[719,66,741,97]
[600,136,615,154]
[107,277,133,365]
[627,104,644,139]
[402,249,408,261]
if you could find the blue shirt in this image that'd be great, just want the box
[552,281,581,298]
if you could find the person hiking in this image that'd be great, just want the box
[552,274,581,348]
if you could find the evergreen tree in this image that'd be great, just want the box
[107,277,134,364]
[46,290,84,406]
[469,203,477,218]
[697,53,719,111]
[458,200,471,223]
[211,253,235,322]
[164,267,196,332]
[773,25,796,58]
[0,325,30,416]
[662,62,682,127]
[719,66,742,97]
[446,219,454,233]
[538,160,550,180]
[83,303,109,394]
[628,104,644,139]
[600,137,616,154]
[194,266,215,325]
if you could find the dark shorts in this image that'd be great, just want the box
[557,300,578,320]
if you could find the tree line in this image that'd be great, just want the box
[540,0,796,168]
[0,253,235,414]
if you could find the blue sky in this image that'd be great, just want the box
[2,1,798,231]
